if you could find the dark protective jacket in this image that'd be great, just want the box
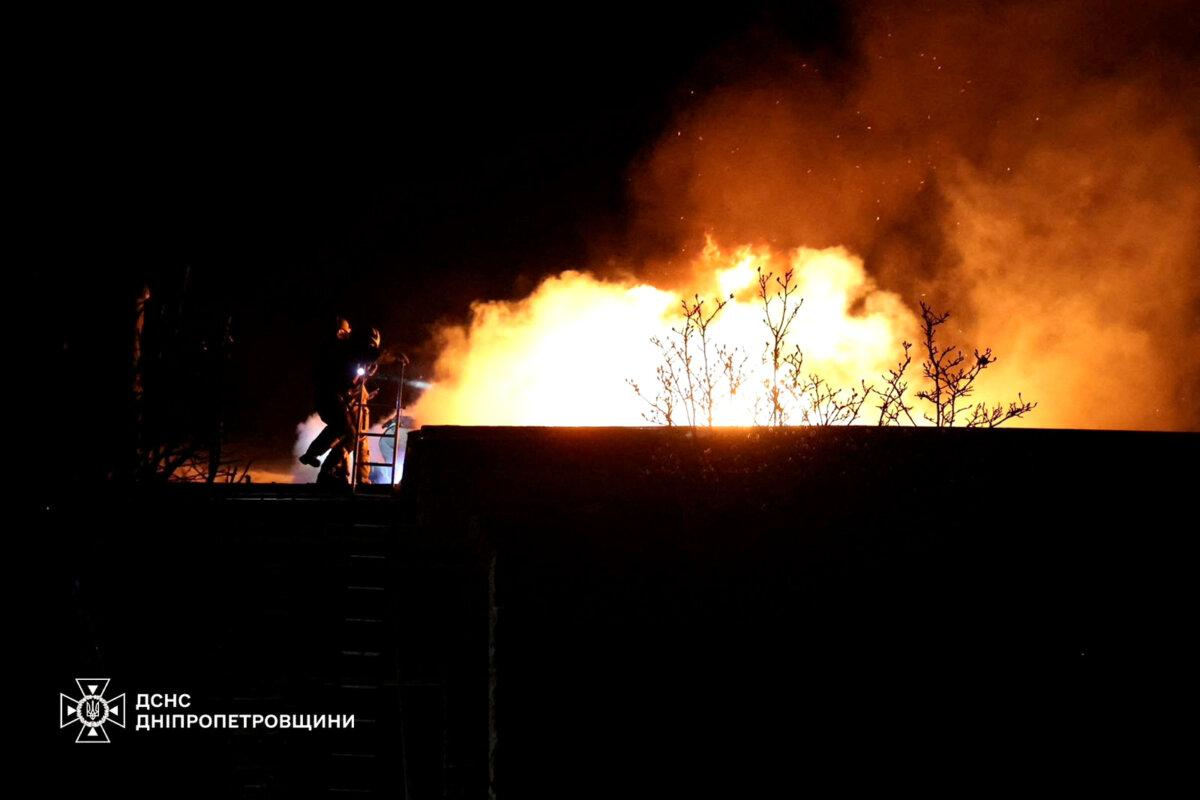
[314,333,354,402]
[315,327,381,401]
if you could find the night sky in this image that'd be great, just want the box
[41,3,848,476]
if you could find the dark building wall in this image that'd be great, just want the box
[41,487,486,798]
[40,427,1197,796]
[404,426,1196,795]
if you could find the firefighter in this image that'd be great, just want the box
[299,319,381,485]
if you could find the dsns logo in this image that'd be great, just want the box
[60,679,126,743]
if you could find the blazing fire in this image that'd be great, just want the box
[289,0,1196,446]
[408,1,1199,433]
[411,239,924,427]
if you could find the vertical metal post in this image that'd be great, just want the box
[351,385,364,491]
[350,389,358,492]
[394,366,405,484]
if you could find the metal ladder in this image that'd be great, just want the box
[349,366,406,490]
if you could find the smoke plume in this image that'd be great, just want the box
[416,0,1200,430]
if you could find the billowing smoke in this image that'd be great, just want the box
[292,414,325,483]
[404,0,1198,432]
[622,0,1200,430]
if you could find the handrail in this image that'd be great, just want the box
[350,364,406,491]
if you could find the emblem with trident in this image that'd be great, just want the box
[60,679,126,743]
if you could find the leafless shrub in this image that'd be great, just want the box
[626,339,681,426]
[170,448,254,483]
[630,278,1036,430]
[779,345,872,426]
[628,293,740,427]
[126,271,256,482]
[965,394,1038,428]
[757,267,802,426]
[914,302,1036,427]
[875,341,917,426]
[801,375,873,426]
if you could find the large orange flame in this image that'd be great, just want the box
[411,239,927,426]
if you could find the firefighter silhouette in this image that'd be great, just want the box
[299,319,381,486]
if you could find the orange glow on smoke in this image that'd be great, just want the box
[405,0,1200,432]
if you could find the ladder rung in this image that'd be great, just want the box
[362,462,395,468]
